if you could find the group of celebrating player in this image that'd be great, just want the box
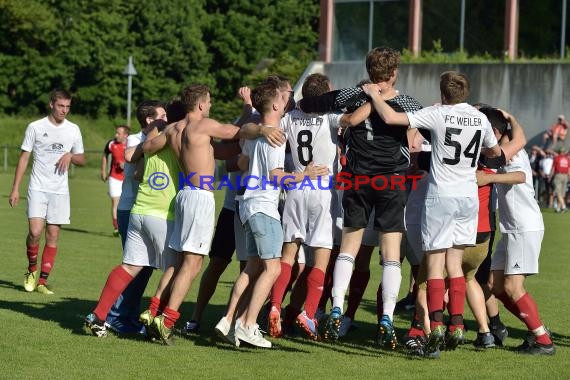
[10,46,555,357]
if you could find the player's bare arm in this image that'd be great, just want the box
[270,161,329,186]
[496,110,527,161]
[234,86,255,127]
[241,122,286,147]
[476,170,525,187]
[8,150,31,208]
[339,102,372,128]
[362,83,410,126]
[56,152,86,175]
[100,153,108,182]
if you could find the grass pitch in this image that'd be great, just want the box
[0,168,568,379]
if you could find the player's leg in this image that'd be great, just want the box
[24,217,45,292]
[235,213,282,348]
[187,207,236,333]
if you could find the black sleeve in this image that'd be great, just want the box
[299,87,367,113]
[103,139,112,155]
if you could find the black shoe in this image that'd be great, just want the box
[404,335,426,356]
[489,323,508,346]
[395,293,416,312]
[473,332,495,349]
[520,342,556,356]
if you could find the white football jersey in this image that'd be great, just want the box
[21,117,84,194]
[280,109,343,181]
[496,149,544,233]
[118,132,144,211]
[239,135,285,223]
[407,103,497,197]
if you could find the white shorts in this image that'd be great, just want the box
[421,196,478,251]
[282,187,333,249]
[332,189,379,247]
[169,187,215,256]
[123,213,176,271]
[403,225,423,266]
[27,189,70,225]
[234,209,248,261]
[108,177,123,198]
[491,231,543,275]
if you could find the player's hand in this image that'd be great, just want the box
[100,171,108,182]
[8,189,19,208]
[238,86,252,105]
[55,152,72,175]
[304,162,330,180]
[361,83,380,96]
[261,126,286,147]
[476,170,492,187]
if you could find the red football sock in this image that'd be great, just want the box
[112,218,118,230]
[270,262,292,311]
[515,293,552,345]
[304,268,325,319]
[149,296,161,317]
[427,279,446,330]
[38,245,57,286]
[346,270,370,320]
[93,266,134,321]
[376,282,383,321]
[162,306,180,329]
[495,291,524,322]
[26,243,39,273]
[447,277,466,330]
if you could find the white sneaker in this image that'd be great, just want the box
[235,323,272,348]
[338,315,352,338]
[215,316,240,347]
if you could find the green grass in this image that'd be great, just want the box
[0,168,569,379]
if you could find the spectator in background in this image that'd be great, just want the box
[543,114,568,149]
[539,149,555,208]
[101,125,129,236]
[551,146,569,213]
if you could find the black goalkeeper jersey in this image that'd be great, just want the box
[299,87,423,176]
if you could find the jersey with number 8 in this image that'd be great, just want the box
[407,103,498,198]
[280,108,343,177]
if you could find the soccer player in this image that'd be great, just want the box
[9,89,85,295]
[101,125,129,236]
[477,110,556,356]
[105,100,168,334]
[143,84,285,345]
[181,86,261,334]
[363,71,501,356]
[300,47,423,348]
[215,81,327,348]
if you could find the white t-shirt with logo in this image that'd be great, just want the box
[239,135,285,223]
[496,149,544,233]
[407,103,498,198]
[118,131,145,211]
[21,117,84,194]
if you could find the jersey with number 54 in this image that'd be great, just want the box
[407,103,498,198]
[280,109,343,178]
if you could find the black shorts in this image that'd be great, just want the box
[341,174,407,232]
[209,207,236,262]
